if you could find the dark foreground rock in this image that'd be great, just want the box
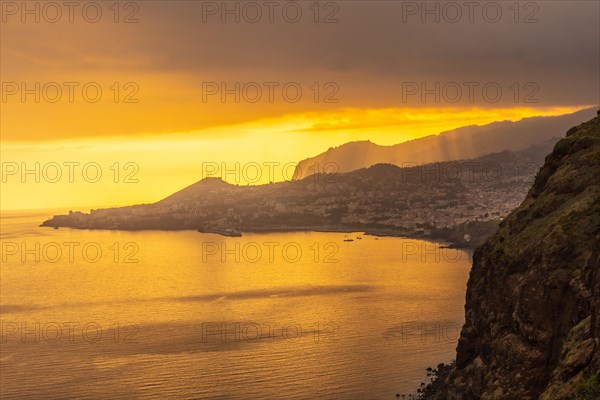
[432,115,600,399]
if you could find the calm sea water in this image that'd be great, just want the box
[1,210,471,399]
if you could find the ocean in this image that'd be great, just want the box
[0,210,471,399]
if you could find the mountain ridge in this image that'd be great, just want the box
[293,108,598,180]
[41,138,561,248]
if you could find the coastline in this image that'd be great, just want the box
[39,222,480,249]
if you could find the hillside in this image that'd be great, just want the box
[293,108,597,180]
[431,115,600,399]
[41,141,558,245]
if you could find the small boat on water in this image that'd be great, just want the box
[197,228,242,237]
[220,230,242,237]
[343,234,354,242]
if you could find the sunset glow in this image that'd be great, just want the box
[2,105,590,210]
[1,1,599,399]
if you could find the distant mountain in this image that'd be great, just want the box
[293,107,597,180]
[42,139,559,245]
[430,115,600,399]
[162,177,234,203]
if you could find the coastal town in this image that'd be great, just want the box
[43,143,549,246]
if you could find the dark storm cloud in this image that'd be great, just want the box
[131,2,598,70]
[2,0,599,107]
[131,0,600,106]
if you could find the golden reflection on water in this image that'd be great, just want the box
[1,211,472,399]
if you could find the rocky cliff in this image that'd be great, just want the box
[434,115,600,399]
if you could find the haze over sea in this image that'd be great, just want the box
[1,210,471,399]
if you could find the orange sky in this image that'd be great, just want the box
[1,1,598,210]
[1,106,590,210]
